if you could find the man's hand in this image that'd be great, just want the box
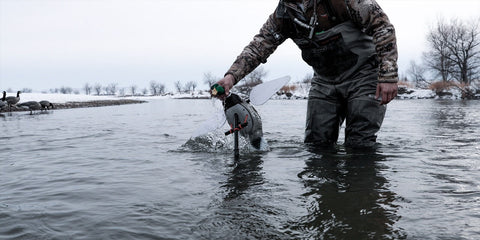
[375,82,398,105]
[211,74,235,100]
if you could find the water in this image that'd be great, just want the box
[1,99,479,239]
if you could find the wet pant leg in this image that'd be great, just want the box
[344,95,386,148]
[343,71,387,148]
[305,67,387,148]
[304,82,346,146]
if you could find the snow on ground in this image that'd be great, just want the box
[17,93,118,103]
[397,88,436,99]
[2,91,212,104]
[276,86,440,100]
[170,92,211,99]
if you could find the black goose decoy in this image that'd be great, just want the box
[0,91,6,111]
[17,101,41,115]
[5,91,21,111]
[39,100,55,111]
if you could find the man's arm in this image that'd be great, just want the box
[215,8,287,97]
[346,0,398,83]
[346,0,398,104]
[226,12,286,84]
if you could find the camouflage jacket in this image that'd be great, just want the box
[226,0,398,84]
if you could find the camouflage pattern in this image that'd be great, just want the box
[346,0,398,82]
[226,0,398,84]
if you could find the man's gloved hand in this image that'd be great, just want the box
[211,74,235,100]
[375,82,398,105]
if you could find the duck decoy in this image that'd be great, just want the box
[5,91,21,111]
[0,91,6,111]
[17,101,41,115]
[39,100,55,111]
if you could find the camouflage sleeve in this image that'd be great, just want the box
[346,0,399,83]
[226,11,287,84]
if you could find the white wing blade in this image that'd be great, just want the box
[249,76,291,105]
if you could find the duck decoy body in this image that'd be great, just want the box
[39,100,55,110]
[17,101,41,114]
[0,91,6,110]
[5,91,21,111]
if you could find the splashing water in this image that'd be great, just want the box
[191,100,226,138]
[182,131,269,154]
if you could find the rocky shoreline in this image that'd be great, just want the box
[3,99,146,113]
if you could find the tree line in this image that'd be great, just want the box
[74,80,195,96]
[38,79,206,96]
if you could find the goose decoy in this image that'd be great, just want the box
[17,101,41,115]
[5,91,21,111]
[39,100,55,111]
[0,91,6,111]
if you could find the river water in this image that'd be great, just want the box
[1,99,479,239]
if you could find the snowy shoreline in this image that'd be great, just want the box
[0,92,148,113]
[3,92,209,104]
[2,85,477,113]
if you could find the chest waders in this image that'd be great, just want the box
[281,0,386,148]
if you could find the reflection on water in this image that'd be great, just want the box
[191,145,406,239]
[194,153,287,240]
[292,149,404,239]
[433,100,472,130]
[223,155,266,200]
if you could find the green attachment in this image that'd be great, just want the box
[211,83,225,96]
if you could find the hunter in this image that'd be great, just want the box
[214,0,398,148]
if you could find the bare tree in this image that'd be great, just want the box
[104,83,118,95]
[302,73,313,84]
[150,81,159,95]
[84,83,92,95]
[149,81,166,95]
[184,81,198,93]
[130,85,137,96]
[446,18,480,84]
[235,67,268,95]
[244,67,267,87]
[118,87,126,96]
[203,72,219,88]
[174,81,183,93]
[191,81,197,92]
[425,17,480,84]
[158,83,166,95]
[424,18,455,82]
[60,86,73,94]
[184,81,194,93]
[407,60,429,88]
[94,83,102,95]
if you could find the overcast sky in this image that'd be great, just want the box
[1,0,479,92]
